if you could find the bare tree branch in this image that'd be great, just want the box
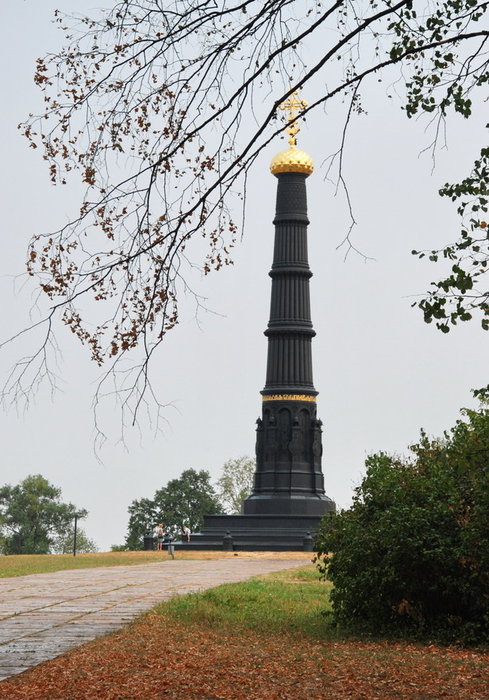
[2,0,487,440]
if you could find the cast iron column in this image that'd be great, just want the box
[244,168,334,517]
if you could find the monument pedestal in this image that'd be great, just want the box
[174,512,334,551]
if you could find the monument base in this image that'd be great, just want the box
[243,492,335,516]
[173,507,335,552]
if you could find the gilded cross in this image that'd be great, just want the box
[278,90,309,146]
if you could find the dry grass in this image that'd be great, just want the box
[0,549,312,578]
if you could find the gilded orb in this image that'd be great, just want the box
[269,145,314,176]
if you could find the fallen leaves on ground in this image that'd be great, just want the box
[1,612,488,699]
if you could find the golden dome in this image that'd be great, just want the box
[270,145,314,176]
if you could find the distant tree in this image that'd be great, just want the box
[154,469,224,534]
[125,469,224,547]
[217,456,255,514]
[125,497,157,550]
[0,475,87,555]
[51,527,98,554]
[110,544,129,552]
[315,405,489,644]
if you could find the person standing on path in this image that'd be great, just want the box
[154,524,165,551]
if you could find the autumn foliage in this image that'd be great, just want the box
[1,572,488,699]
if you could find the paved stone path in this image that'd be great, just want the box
[0,557,306,681]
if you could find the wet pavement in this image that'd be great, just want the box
[0,557,306,681]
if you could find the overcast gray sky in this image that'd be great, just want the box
[1,2,487,551]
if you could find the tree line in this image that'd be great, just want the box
[124,457,255,549]
[0,457,255,554]
[0,474,96,555]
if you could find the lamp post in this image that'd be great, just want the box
[73,513,79,557]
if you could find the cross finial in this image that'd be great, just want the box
[278,90,309,147]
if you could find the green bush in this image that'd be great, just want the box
[315,407,489,644]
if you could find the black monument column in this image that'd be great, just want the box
[243,96,335,518]
[181,93,335,551]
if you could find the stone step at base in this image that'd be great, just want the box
[171,531,315,552]
[173,541,309,552]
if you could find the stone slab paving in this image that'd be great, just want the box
[0,557,306,681]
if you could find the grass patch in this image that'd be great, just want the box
[0,550,311,578]
[0,551,171,577]
[259,563,321,582]
[159,564,336,640]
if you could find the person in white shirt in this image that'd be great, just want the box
[154,523,165,550]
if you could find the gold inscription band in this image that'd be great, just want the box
[262,394,316,402]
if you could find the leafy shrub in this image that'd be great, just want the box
[315,407,489,644]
